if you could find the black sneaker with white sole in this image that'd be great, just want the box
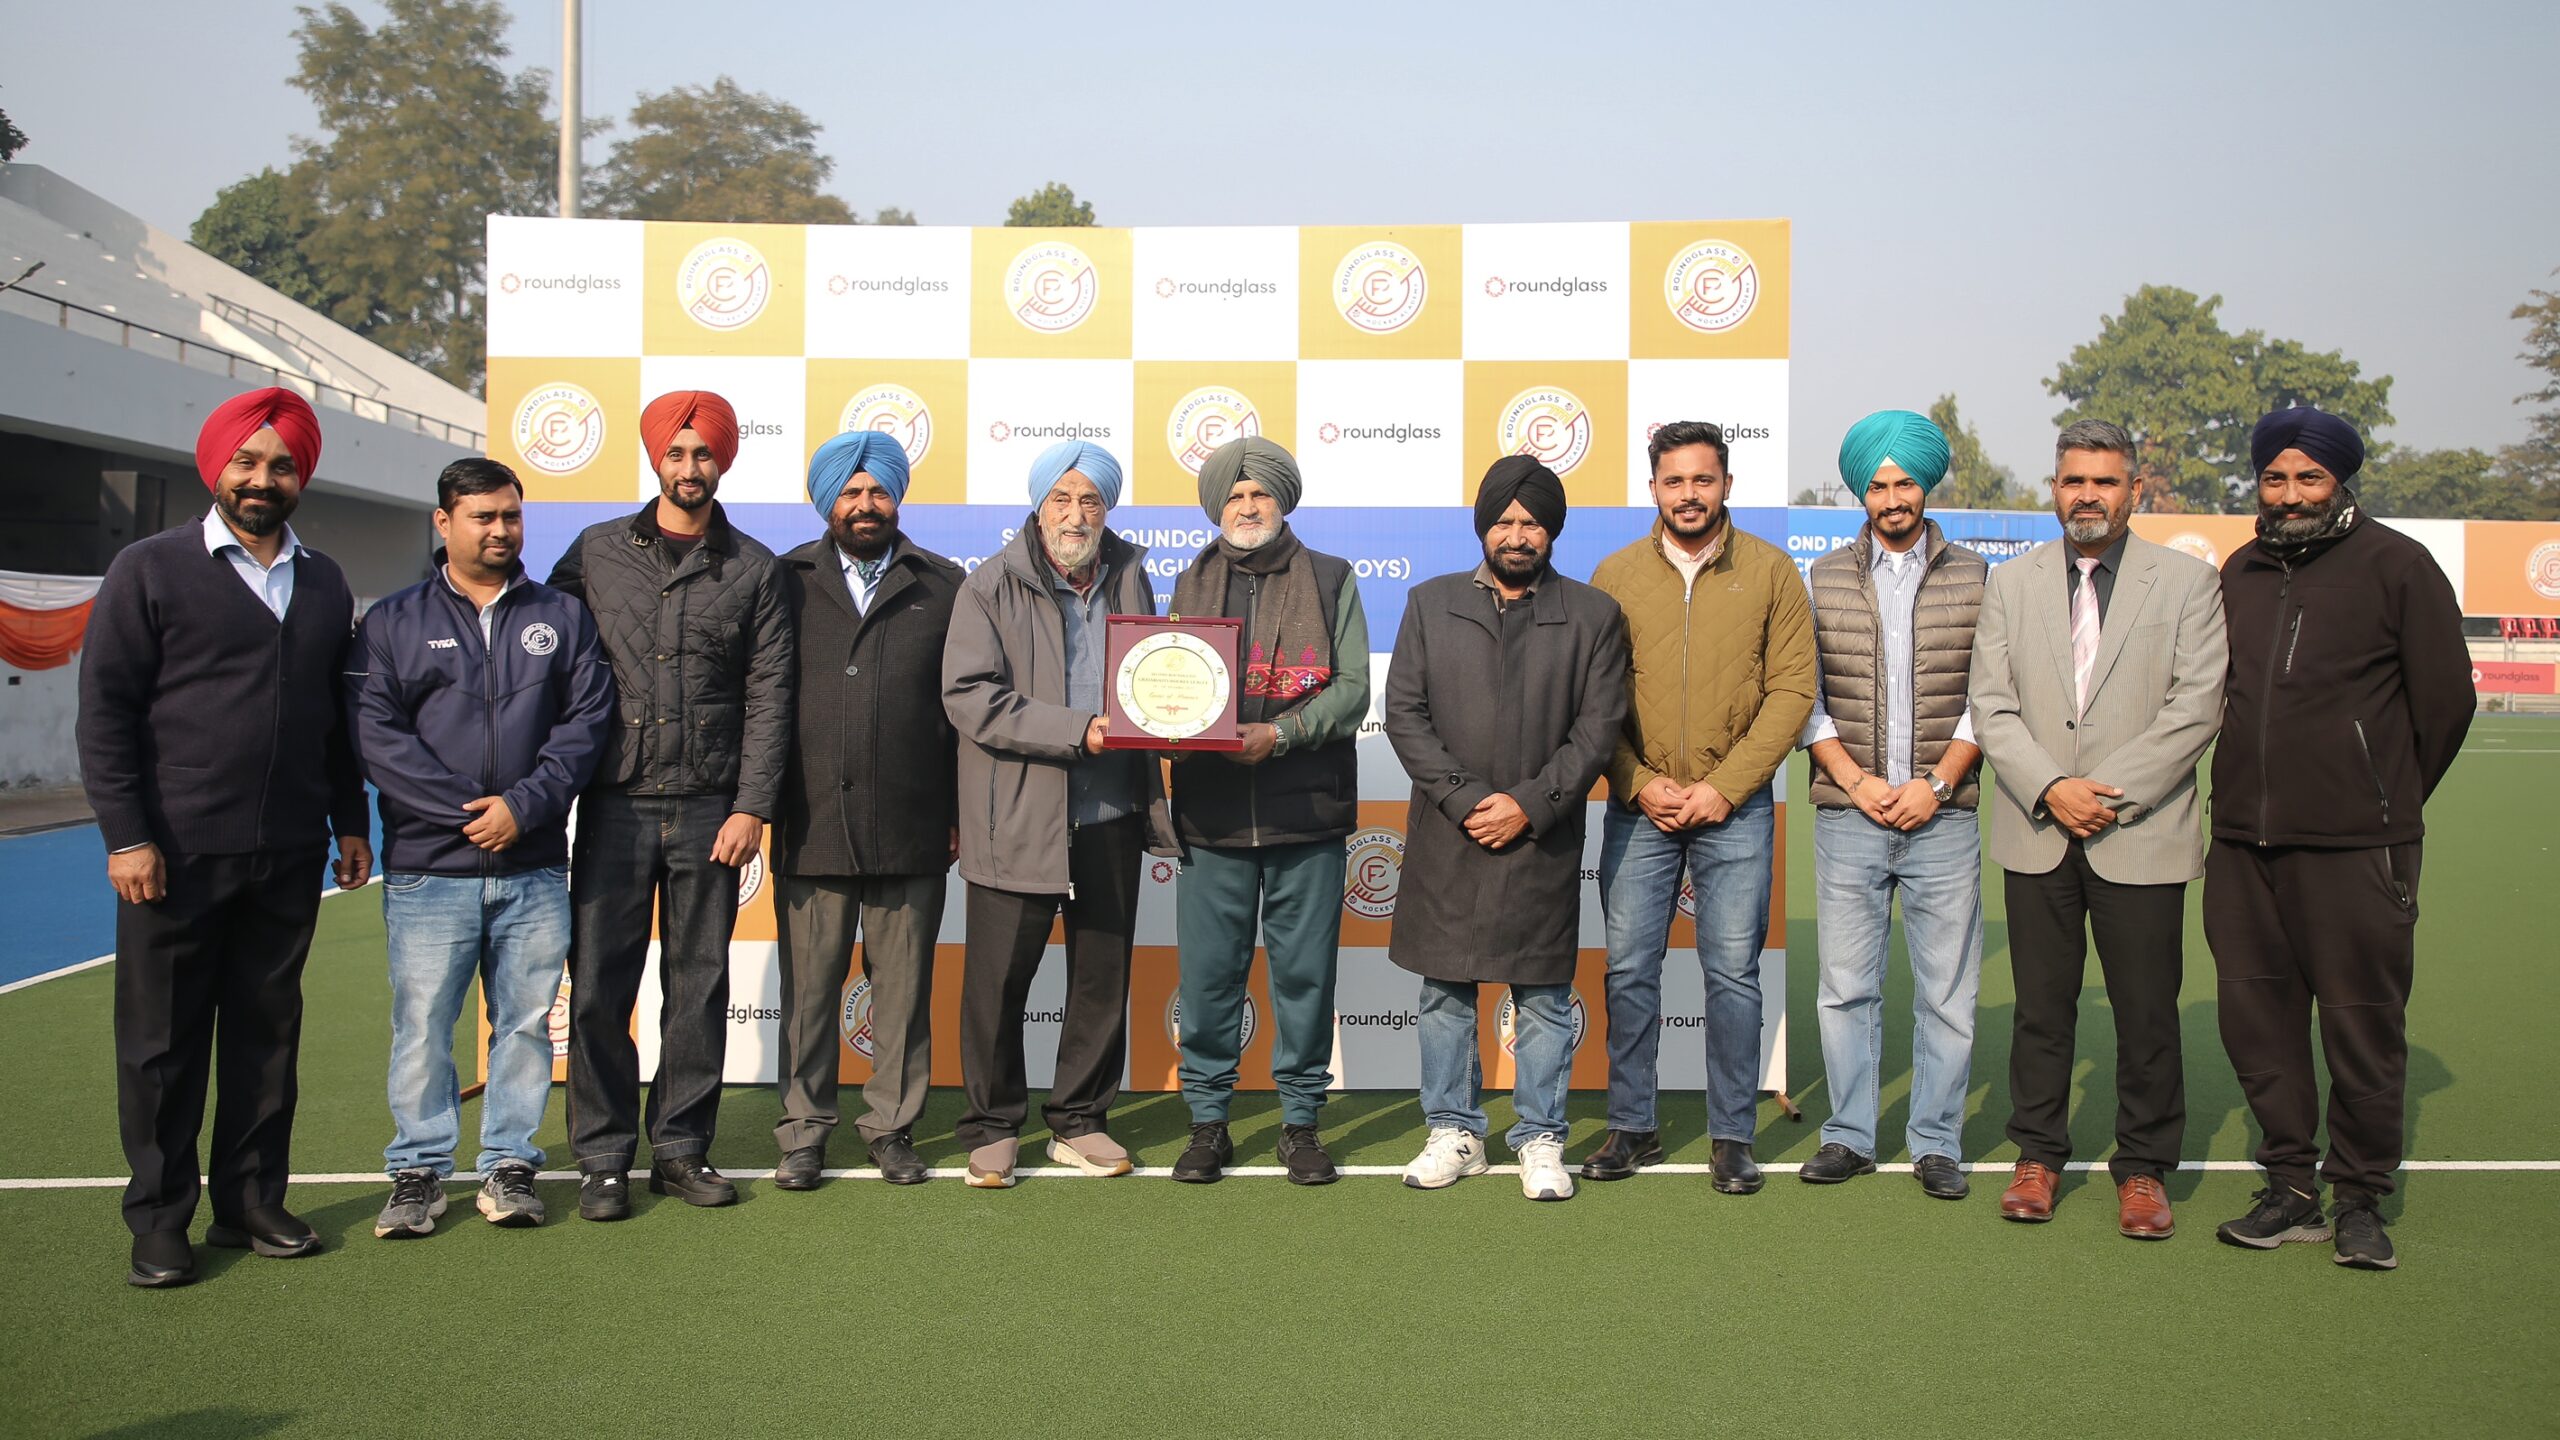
[2216,1184,2330,1250]
[374,1168,447,1238]
[2331,1204,2398,1270]
[477,1162,544,1227]
[1278,1124,1339,1186]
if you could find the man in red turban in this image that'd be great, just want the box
[547,388,794,1219]
[78,387,372,1286]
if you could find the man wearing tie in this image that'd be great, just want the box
[1969,419,2226,1240]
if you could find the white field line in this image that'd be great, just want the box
[5,1159,2556,1189]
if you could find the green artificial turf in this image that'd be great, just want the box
[3,720,2554,1438]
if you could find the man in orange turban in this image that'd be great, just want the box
[547,389,795,1219]
[79,386,372,1286]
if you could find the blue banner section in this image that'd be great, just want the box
[518,502,1794,643]
[1780,506,2060,578]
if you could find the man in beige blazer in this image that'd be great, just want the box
[1969,419,2227,1240]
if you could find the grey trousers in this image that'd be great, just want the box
[772,871,946,1152]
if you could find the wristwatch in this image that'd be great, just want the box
[1928,774,1955,804]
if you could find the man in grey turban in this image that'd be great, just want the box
[1165,436,1371,1185]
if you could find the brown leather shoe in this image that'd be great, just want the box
[1999,1161,2060,1222]
[2117,1174,2175,1239]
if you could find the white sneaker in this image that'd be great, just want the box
[1401,1127,1489,1189]
[1517,1134,1575,1202]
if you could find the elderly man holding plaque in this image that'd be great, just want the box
[1164,437,1371,1186]
[1386,457,1627,1202]
[942,440,1178,1189]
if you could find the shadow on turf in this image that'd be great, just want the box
[85,1409,292,1439]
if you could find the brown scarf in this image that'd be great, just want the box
[1171,523,1333,722]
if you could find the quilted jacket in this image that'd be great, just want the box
[546,501,795,819]
[1591,516,1817,809]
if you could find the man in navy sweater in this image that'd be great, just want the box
[77,388,373,1288]
[349,458,614,1238]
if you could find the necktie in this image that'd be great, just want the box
[2071,555,2101,716]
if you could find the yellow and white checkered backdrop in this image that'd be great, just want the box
[485,215,1792,1094]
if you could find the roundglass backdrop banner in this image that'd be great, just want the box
[485,214,1804,1094]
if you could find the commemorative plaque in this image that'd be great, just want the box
[1102,614,1243,751]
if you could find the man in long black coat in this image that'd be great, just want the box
[1384,457,1627,1202]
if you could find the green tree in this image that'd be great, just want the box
[0,93,26,162]
[2045,285,2393,514]
[872,207,917,226]
[1006,182,1095,227]
[1926,394,2038,510]
[189,169,346,315]
[288,0,556,391]
[593,79,858,224]
[2355,447,2534,520]
[2495,272,2560,507]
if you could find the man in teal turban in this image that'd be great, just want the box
[1794,407,1990,1198]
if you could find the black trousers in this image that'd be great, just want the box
[566,792,738,1172]
[2004,842,2188,1181]
[113,847,326,1235]
[955,816,1141,1152]
[2204,839,2420,1204]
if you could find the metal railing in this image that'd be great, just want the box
[207,294,388,399]
[1,287,484,449]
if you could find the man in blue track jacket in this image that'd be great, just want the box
[349,458,613,1237]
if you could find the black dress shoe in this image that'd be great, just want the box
[648,1156,740,1207]
[773,1147,825,1191]
[204,1206,321,1258]
[1710,1139,1764,1195]
[127,1231,197,1289]
[1579,1128,1665,1181]
[1171,1122,1233,1183]
[1278,1124,1338,1185]
[579,1172,632,1222]
[1799,1142,1878,1184]
[1914,1153,1970,1200]
[867,1132,929,1185]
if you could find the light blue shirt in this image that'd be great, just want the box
[838,544,886,616]
[1802,541,1974,785]
[201,506,305,622]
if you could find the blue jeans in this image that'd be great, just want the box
[1597,791,1774,1139]
[382,867,569,1176]
[1812,805,1982,1161]
[1417,977,1573,1151]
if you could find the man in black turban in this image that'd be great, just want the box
[1382,456,1627,1202]
[2203,407,2473,1271]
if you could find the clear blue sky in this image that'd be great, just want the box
[10,0,2555,487]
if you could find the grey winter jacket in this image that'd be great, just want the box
[942,521,1177,895]
[547,501,795,819]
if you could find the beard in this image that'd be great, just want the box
[218,483,296,538]
[660,470,716,512]
[1042,517,1102,574]
[1662,498,1721,540]
[2260,490,2346,545]
[457,533,518,576]
[1486,537,1547,585]
[833,509,899,560]
[1871,503,1921,542]
[2060,501,2116,545]
[1221,514,1279,551]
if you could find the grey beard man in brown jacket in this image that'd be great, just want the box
[940,441,1177,1190]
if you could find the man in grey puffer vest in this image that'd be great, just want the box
[1799,410,1988,1200]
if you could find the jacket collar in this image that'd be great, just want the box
[1647,510,1732,573]
[628,498,737,555]
[1849,517,1946,574]
[786,534,925,626]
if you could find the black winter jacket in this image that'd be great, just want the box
[773,535,963,877]
[349,559,616,875]
[547,502,795,818]
[2212,505,2472,848]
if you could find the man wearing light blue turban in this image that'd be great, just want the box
[767,429,962,1191]
[1797,409,1988,1200]
[942,438,1177,1187]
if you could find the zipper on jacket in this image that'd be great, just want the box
[2253,560,2294,845]
[481,591,500,878]
[2281,612,2304,677]
[2352,718,2391,828]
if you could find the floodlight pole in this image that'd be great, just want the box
[558,0,581,218]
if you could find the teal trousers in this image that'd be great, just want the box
[1173,839,1345,1125]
